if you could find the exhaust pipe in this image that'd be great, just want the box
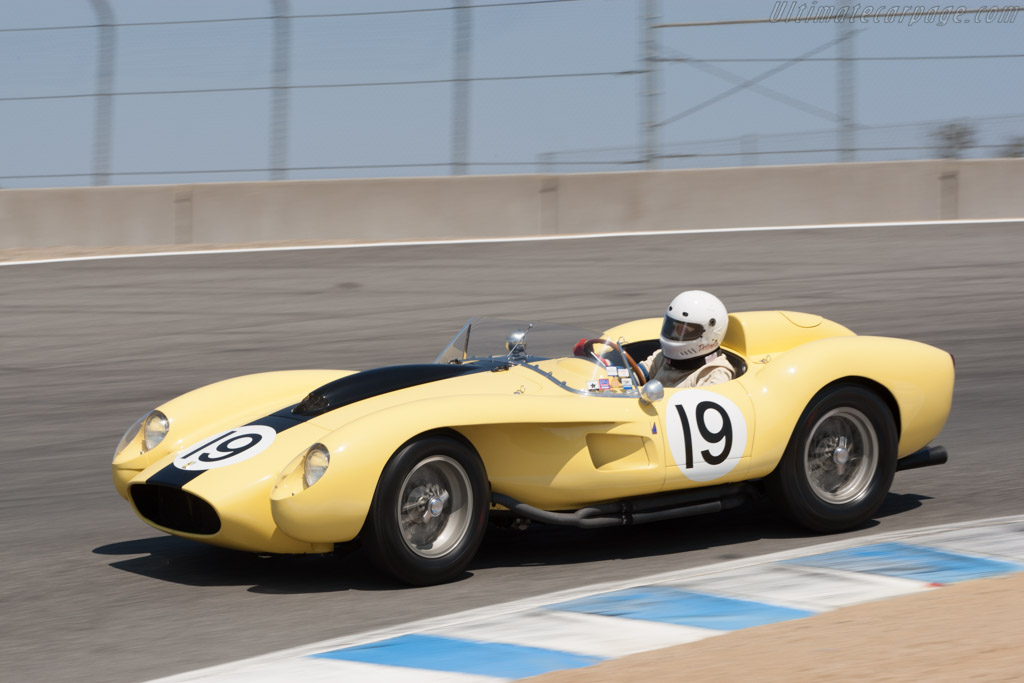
[896,445,948,472]
[491,484,754,529]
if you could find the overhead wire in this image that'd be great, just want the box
[0,0,587,32]
[0,71,639,103]
[659,54,1024,63]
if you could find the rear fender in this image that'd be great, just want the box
[740,335,954,478]
[602,311,855,358]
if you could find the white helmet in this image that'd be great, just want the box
[659,290,728,360]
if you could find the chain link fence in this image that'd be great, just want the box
[540,113,1024,172]
[1,1,1022,188]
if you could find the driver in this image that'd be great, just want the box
[640,290,734,388]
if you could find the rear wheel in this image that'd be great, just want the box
[363,436,489,585]
[768,384,897,532]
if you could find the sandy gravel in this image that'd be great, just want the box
[527,572,1024,683]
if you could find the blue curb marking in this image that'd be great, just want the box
[173,520,1024,681]
[785,542,1024,584]
[547,585,815,630]
[312,633,605,678]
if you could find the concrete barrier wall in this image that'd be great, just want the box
[3,159,1024,250]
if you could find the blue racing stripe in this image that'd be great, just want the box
[548,586,814,630]
[785,542,1024,583]
[312,634,603,678]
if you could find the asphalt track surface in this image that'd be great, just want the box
[2,221,1023,682]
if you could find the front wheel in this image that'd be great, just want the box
[767,384,897,533]
[362,436,489,585]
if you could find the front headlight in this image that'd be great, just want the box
[115,413,147,460]
[303,444,330,488]
[142,410,169,451]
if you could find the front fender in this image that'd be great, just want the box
[740,335,954,478]
[270,391,657,543]
[112,369,351,497]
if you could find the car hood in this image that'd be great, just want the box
[290,364,489,418]
[133,364,505,495]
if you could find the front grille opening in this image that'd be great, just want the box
[130,484,221,535]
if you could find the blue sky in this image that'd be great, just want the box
[1,0,1022,187]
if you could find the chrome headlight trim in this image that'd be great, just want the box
[303,443,331,488]
[115,413,147,460]
[142,410,170,452]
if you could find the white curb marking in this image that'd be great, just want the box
[188,658,499,683]
[3,217,1022,268]
[431,610,722,658]
[151,515,1024,682]
[665,562,928,611]
[914,522,1024,564]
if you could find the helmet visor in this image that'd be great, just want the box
[662,316,705,342]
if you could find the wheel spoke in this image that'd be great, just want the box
[396,455,473,559]
[803,408,879,505]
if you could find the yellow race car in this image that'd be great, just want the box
[112,312,953,585]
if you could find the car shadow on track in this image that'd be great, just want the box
[92,493,930,593]
[91,536,401,594]
[470,493,932,572]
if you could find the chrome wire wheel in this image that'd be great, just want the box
[397,454,473,559]
[803,406,879,505]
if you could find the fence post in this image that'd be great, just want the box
[89,0,116,186]
[270,0,292,181]
[837,4,857,162]
[741,134,758,166]
[537,152,555,174]
[451,0,472,175]
[641,0,661,169]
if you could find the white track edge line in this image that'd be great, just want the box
[150,514,1024,682]
[5,217,1023,268]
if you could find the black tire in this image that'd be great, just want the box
[362,436,489,586]
[767,384,897,533]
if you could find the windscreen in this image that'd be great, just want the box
[435,318,603,364]
[434,318,641,397]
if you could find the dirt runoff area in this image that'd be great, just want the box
[527,572,1024,683]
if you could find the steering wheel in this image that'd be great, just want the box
[581,338,645,387]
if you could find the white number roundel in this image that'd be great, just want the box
[172,426,277,471]
[665,390,747,482]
